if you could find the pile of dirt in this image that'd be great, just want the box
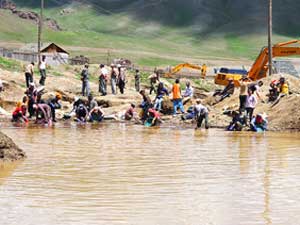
[205,73,300,130]
[0,132,25,161]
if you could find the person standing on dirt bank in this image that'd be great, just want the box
[135,69,140,92]
[110,64,118,95]
[39,56,47,86]
[99,64,108,96]
[238,76,250,113]
[245,89,258,123]
[25,62,34,88]
[148,71,159,95]
[81,64,90,97]
[172,79,185,116]
[117,64,126,94]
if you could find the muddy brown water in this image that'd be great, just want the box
[0,123,300,225]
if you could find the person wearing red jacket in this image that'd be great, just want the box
[12,102,28,123]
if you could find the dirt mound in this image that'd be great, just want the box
[205,73,300,130]
[0,132,25,161]
[267,95,300,130]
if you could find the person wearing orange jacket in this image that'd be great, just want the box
[172,79,185,116]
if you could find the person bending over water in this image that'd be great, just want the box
[12,101,28,123]
[194,99,209,129]
[34,103,52,126]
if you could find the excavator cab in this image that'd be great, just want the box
[214,67,247,87]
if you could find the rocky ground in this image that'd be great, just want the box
[0,131,25,161]
[0,63,300,131]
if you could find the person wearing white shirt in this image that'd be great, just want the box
[39,55,47,86]
[194,99,209,129]
[245,89,258,123]
[183,81,194,104]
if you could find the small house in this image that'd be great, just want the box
[18,42,69,66]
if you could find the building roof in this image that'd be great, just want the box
[19,43,69,54]
[41,43,69,54]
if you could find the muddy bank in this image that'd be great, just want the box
[0,132,25,161]
[0,63,300,131]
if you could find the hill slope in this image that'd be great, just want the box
[0,0,298,66]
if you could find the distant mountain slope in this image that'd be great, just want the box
[12,0,300,36]
[0,0,298,66]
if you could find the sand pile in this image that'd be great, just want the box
[205,73,300,130]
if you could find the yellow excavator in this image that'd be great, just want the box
[164,63,205,78]
[214,40,300,86]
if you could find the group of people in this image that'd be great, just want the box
[24,56,47,88]
[13,57,291,132]
[12,82,62,125]
[222,74,290,132]
[81,63,128,97]
[138,78,209,129]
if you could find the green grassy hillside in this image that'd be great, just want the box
[0,0,298,66]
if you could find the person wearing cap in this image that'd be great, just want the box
[25,62,35,88]
[117,64,126,94]
[81,64,90,96]
[135,69,140,92]
[194,99,209,129]
[99,64,108,96]
[46,93,62,122]
[110,64,118,95]
[237,75,251,113]
[39,55,47,86]
[172,79,185,116]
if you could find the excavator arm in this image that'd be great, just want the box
[248,42,300,80]
[215,39,300,86]
[164,63,202,77]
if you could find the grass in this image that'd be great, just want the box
[0,4,298,68]
[0,57,22,71]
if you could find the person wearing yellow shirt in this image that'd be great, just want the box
[172,79,185,116]
[272,77,289,107]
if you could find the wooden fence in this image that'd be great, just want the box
[0,48,37,62]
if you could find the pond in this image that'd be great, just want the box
[1,124,300,225]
